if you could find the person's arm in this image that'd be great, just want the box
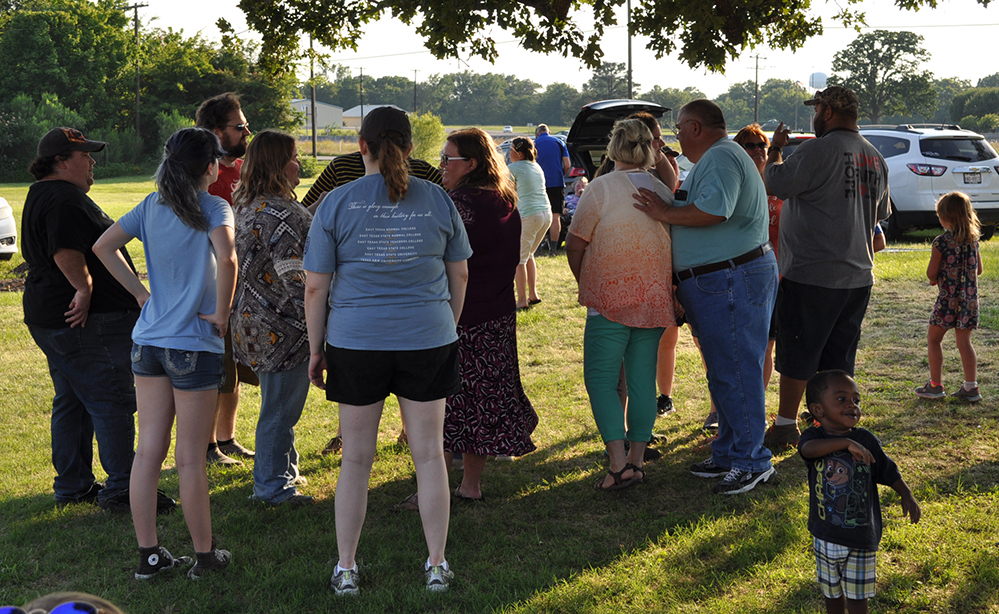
[301,163,337,208]
[632,187,725,227]
[891,477,921,524]
[766,122,790,169]
[304,270,333,389]
[52,248,93,328]
[444,260,468,325]
[565,233,588,283]
[799,437,875,465]
[561,155,570,174]
[978,244,984,275]
[873,225,886,253]
[306,193,328,216]
[652,149,679,191]
[199,225,236,338]
[92,222,149,309]
[927,244,943,285]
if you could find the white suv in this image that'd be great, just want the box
[0,197,17,261]
[859,125,999,240]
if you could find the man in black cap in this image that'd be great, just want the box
[22,127,175,512]
[764,86,890,449]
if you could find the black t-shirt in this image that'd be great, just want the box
[799,426,902,550]
[22,180,140,328]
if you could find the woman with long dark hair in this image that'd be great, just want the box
[439,128,538,500]
[230,130,314,507]
[94,127,237,579]
[304,106,470,594]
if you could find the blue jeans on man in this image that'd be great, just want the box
[677,251,778,473]
[28,310,138,503]
[252,361,310,503]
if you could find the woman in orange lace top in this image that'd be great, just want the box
[566,118,675,491]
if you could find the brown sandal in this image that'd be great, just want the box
[594,466,639,492]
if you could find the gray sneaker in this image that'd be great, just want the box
[425,561,454,592]
[914,381,945,399]
[951,386,982,402]
[689,458,729,478]
[218,439,255,459]
[712,466,776,495]
[331,565,360,596]
[207,445,242,466]
[702,411,719,430]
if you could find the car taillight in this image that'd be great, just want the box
[568,167,586,178]
[906,163,946,176]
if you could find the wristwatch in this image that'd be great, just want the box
[767,145,782,156]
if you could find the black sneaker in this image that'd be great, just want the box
[187,539,231,580]
[98,489,177,514]
[135,545,192,580]
[55,482,104,508]
[711,466,776,495]
[689,458,729,478]
[656,394,675,417]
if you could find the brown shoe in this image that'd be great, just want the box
[321,436,342,455]
[763,423,800,450]
[218,439,255,459]
[207,445,243,466]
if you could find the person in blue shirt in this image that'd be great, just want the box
[94,128,237,581]
[534,124,570,253]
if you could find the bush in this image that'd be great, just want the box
[0,93,86,182]
[410,112,446,165]
[298,155,324,178]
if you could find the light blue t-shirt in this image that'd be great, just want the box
[507,160,550,218]
[303,174,473,351]
[672,138,768,270]
[119,191,234,353]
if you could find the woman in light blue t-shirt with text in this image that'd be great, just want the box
[304,106,471,595]
[94,128,237,581]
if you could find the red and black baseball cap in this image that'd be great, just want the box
[37,127,107,158]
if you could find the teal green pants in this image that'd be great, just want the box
[583,314,664,444]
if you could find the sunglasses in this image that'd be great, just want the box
[742,142,768,151]
[1,603,99,614]
[439,153,470,166]
[228,123,250,132]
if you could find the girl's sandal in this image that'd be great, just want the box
[594,466,639,492]
[624,463,645,483]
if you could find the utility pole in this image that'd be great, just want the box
[310,37,317,157]
[753,54,765,125]
[124,3,147,138]
[626,0,633,99]
[413,70,418,113]
[359,68,364,128]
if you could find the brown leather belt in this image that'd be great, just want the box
[673,242,773,283]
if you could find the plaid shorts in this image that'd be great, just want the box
[813,537,877,600]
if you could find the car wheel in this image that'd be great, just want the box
[981,225,996,241]
[883,202,905,242]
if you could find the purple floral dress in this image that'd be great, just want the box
[930,230,980,329]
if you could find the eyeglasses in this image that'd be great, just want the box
[228,123,250,132]
[1,602,99,614]
[742,142,768,151]
[439,153,470,166]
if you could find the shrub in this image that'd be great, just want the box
[410,112,446,165]
[298,155,324,178]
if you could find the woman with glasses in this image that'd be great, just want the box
[733,124,782,387]
[304,106,470,594]
[506,137,552,310]
[565,118,675,491]
[93,127,237,580]
[438,128,538,502]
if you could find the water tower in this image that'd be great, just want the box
[809,72,828,90]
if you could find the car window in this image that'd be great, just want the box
[919,137,998,162]
[864,135,911,159]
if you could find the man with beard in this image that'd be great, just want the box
[763,86,890,450]
[195,93,258,465]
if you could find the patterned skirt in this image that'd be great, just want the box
[444,311,538,456]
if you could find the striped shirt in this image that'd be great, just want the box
[301,151,444,207]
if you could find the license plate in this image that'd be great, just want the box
[964,172,982,184]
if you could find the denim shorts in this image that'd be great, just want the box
[131,344,225,392]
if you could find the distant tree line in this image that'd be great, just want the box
[0,0,299,181]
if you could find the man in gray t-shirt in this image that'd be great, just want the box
[763,86,890,450]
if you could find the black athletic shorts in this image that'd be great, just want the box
[324,342,460,406]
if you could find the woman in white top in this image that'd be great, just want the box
[506,137,552,309]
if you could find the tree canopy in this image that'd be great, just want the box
[237,0,991,76]
[828,30,936,123]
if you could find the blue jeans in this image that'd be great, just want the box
[28,311,138,501]
[677,251,778,473]
[583,314,663,443]
[253,361,310,503]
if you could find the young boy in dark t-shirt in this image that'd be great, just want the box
[799,370,921,614]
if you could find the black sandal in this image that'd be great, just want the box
[624,463,645,483]
[594,466,639,492]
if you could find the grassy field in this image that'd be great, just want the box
[0,177,998,613]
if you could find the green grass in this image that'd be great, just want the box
[1,178,998,612]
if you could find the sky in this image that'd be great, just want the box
[148,0,997,100]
